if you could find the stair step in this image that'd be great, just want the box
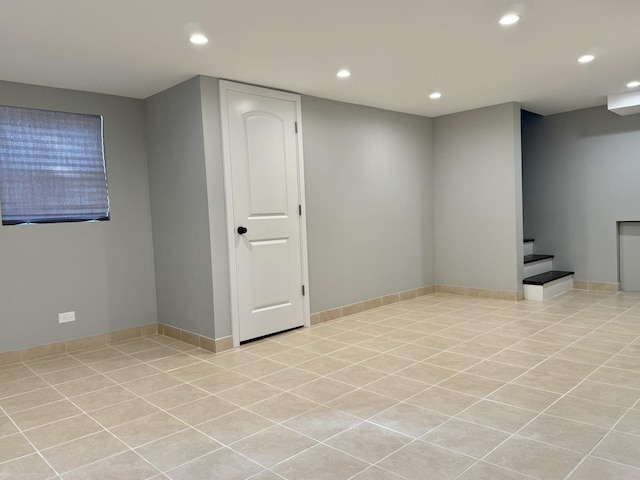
[523,271,574,301]
[524,256,554,277]
[523,270,574,286]
[524,254,554,264]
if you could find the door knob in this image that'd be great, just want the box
[237,226,248,235]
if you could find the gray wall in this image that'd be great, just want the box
[199,77,232,338]
[434,103,523,293]
[145,77,217,338]
[0,80,157,352]
[523,106,640,283]
[301,96,434,312]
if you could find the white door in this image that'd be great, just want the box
[220,81,310,344]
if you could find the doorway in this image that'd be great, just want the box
[219,81,310,346]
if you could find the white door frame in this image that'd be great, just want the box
[219,80,311,347]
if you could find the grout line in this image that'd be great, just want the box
[2,291,639,479]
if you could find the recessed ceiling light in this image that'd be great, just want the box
[429,92,442,99]
[627,80,640,88]
[189,33,209,45]
[337,69,351,78]
[578,54,595,64]
[499,14,520,25]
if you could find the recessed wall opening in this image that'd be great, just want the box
[618,221,640,292]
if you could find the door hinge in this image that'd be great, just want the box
[298,204,302,216]
[302,285,305,296]
[294,121,298,134]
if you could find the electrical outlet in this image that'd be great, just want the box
[58,311,76,324]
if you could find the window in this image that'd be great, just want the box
[0,105,110,225]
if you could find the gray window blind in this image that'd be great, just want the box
[0,105,110,225]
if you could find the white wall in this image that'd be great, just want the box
[434,102,523,293]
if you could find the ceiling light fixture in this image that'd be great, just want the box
[429,92,442,99]
[337,69,351,78]
[578,54,595,64]
[189,33,209,45]
[499,14,520,25]
[627,80,640,88]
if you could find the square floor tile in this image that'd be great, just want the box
[363,375,429,401]
[190,370,252,394]
[166,447,262,480]
[592,431,640,468]
[61,451,160,480]
[215,381,282,407]
[0,387,63,414]
[406,387,479,416]
[272,444,368,480]
[545,395,627,428]
[283,406,361,441]
[327,365,388,387]
[326,389,398,420]
[110,411,188,447]
[10,399,82,430]
[40,430,127,473]
[231,425,316,468]
[167,394,237,426]
[457,400,538,433]
[567,456,640,480]
[135,428,222,471]
[369,402,448,438]
[0,433,34,463]
[422,418,509,457]
[568,380,640,409]
[488,383,560,411]
[198,408,274,444]
[377,440,475,480]
[246,392,318,422]
[456,461,535,480]
[465,360,528,382]
[0,415,18,438]
[290,377,355,404]
[0,453,56,480]
[326,421,411,463]
[259,367,320,390]
[437,373,505,397]
[143,383,209,410]
[23,414,103,450]
[89,398,160,428]
[518,414,608,453]
[486,436,584,480]
[615,409,640,435]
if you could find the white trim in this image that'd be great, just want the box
[218,80,311,348]
[523,275,573,301]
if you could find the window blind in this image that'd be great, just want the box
[0,105,110,225]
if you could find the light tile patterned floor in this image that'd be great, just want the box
[1,291,640,480]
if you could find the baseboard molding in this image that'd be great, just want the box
[573,280,621,292]
[311,284,526,325]
[0,323,233,368]
[158,324,232,354]
[435,284,520,301]
[311,285,436,325]
[0,323,158,367]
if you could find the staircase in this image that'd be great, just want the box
[522,238,574,300]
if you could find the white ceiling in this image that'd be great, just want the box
[1,0,639,117]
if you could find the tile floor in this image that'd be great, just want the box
[1,291,640,480]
